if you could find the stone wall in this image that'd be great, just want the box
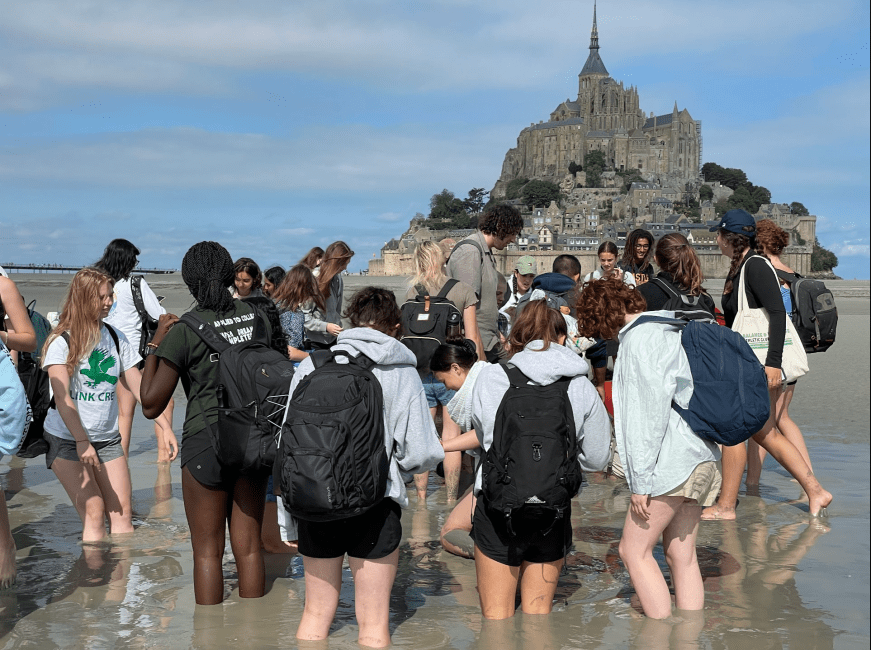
[369,246,812,279]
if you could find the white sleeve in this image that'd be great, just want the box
[116,329,142,370]
[43,335,70,369]
[623,271,637,287]
[139,279,166,320]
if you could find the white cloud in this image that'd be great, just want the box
[0,0,858,108]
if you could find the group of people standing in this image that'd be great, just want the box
[0,204,832,648]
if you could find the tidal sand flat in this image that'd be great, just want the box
[2,275,868,649]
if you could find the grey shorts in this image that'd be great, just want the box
[45,432,125,469]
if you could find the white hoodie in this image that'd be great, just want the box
[285,327,444,509]
[470,341,612,496]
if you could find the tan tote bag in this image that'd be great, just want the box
[732,257,809,382]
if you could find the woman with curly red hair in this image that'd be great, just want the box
[577,278,722,619]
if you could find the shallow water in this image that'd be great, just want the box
[2,283,868,649]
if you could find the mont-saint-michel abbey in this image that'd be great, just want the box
[368,5,816,278]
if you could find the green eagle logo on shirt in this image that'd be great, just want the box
[80,349,117,388]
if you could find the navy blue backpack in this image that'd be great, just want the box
[628,312,769,446]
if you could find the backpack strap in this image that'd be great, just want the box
[414,283,428,297]
[448,238,484,266]
[179,312,232,354]
[102,324,121,354]
[499,362,529,388]
[310,349,333,369]
[775,269,798,285]
[130,276,156,325]
[435,278,460,299]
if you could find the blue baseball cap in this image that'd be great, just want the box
[710,209,757,235]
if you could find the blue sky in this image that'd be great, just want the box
[1,0,868,278]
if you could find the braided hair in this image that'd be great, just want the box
[721,228,756,295]
[181,241,235,313]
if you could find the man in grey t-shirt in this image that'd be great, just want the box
[446,204,523,362]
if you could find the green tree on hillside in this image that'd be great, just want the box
[522,180,561,208]
[583,151,607,188]
[699,185,714,202]
[790,201,810,216]
[568,161,582,175]
[463,188,489,214]
[811,238,838,272]
[505,178,530,200]
[429,189,469,228]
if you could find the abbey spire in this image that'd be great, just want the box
[579,1,608,77]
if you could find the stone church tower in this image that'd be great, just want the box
[492,2,702,198]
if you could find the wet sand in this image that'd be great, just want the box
[2,275,869,649]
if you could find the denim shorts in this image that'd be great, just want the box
[421,372,456,408]
[45,432,125,469]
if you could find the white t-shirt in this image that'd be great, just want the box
[104,276,165,352]
[43,325,141,442]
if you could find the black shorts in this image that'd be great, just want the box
[297,498,402,560]
[181,430,230,489]
[471,498,571,567]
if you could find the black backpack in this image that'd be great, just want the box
[17,325,121,458]
[180,308,295,472]
[278,350,389,522]
[130,275,159,359]
[776,270,837,353]
[399,279,463,376]
[648,276,714,316]
[482,364,582,536]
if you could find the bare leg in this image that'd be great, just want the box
[413,406,439,501]
[475,545,520,619]
[0,490,15,589]
[753,422,831,516]
[440,407,462,502]
[91,455,134,534]
[349,549,399,648]
[261,501,298,554]
[117,381,136,458]
[702,442,745,520]
[182,466,229,605]
[51,458,109,542]
[228,473,267,598]
[440,488,476,559]
[662,499,703,611]
[618,495,687,619]
[296,555,343,641]
[518,558,563,615]
[745,437,766,489]
[773,385,813,472]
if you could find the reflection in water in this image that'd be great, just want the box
[0,456,845,649]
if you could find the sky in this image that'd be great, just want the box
[1,0,869,279]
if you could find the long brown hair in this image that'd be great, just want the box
[721,228,755,295]
[654,233,704,295]
[576,278,646,340]
[299,246,324,270]
[43,268,113,376]
[621,229,654,269]
[317,241,354,298]
[272,264,324,312]
[509,299,567,352]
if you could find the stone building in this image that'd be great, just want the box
[492,3,702,198]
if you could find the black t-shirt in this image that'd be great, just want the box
[721,253,786,368]
[156,300,269,440]
[619,262,656,287]
[637,272,717,317]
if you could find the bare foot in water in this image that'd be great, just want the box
[701,504,737,521]
[808,489,833,518]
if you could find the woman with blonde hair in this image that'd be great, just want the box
[405,240,484,501]
[42,268,176,543]
[303,241,353,350]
